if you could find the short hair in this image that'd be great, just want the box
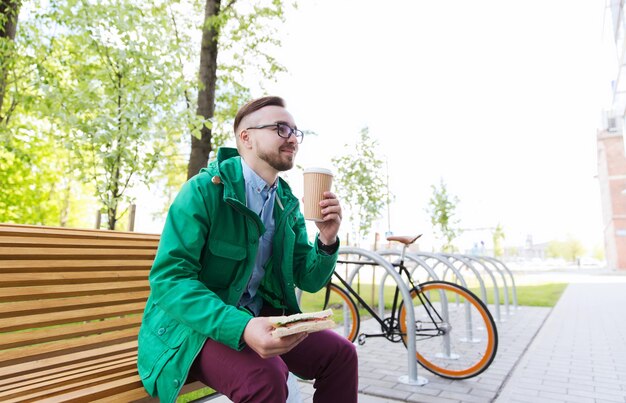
[233,96,286,135]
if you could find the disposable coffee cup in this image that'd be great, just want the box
[303,167,334,221]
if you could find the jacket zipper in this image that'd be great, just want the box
[276,200,298,310]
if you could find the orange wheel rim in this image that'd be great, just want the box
[399,283,496,377]
[330,284,358,341]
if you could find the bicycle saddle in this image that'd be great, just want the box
[386,234,422,245]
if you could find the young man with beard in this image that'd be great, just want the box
[137,96,358,403]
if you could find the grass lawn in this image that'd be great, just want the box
[300,281,568,314]
[177,387,217,402]
[472,282,568,307]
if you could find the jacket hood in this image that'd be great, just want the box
[202,147,298,205]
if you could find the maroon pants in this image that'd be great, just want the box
[189,314,358,402]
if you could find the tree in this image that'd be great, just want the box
[492,223,505,257]
[187,0,288,178]
[29,0,197,229]
[332,127,387,244]
[546,235,585,263]
[0,0,21,123]
[0,0,81,226]
[426,179,461,253]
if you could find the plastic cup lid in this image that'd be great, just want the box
[303,167,333,176]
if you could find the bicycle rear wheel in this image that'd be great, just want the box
[299,283,360,342]
[398,280,498,379]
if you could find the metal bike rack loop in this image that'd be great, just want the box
[443,254,502,323]
[438,254,489,303]
[375,250,461,360]
[339,247,428,386]
[465,255,511,317]
[417,253,485,345]
[375,250,440,318]
[459,255,505,322]
[411,251,467,288]
[480,256,518,311]
[411,252,469,287]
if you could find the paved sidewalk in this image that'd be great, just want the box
[298,305,550,403]
[494,280,626,403]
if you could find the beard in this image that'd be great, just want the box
[257,144,296,172]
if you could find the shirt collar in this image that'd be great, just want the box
[241,158,277,195]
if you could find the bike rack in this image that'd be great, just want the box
[338,247,428,386]
[375,250,440,318]
[467,255,512,318]
[410,251,469,287]
[458,255,505,323]
[374,250,468,360]
[442,254,502,323]
[480,256,519,311]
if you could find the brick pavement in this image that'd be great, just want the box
[296,304,550,402]
[494,280,626,403]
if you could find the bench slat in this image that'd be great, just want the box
[0,247,156,258]
[2,367,139,403]
[0,327,139,365]
[0,259,154,271]
[0,270,149,286]
[0,235,159,248]
[0,350,137,388]
[0,280,149,302]
[0,340,138,380]
[0,291,150,318]
[0,357,137,399]
[0,302,145,336]
[0,224,160,240]
[46,373,147,403]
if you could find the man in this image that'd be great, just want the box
[137,96,358,403]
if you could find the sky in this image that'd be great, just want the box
[264,0,613,251]
[136,0,614,253]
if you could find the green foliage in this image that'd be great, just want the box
[0,122,96,225]
[8,0,200,229]
[546,235,586,262]
[1,0,293,228]
[426,179,461,253]
[492,223,505,257]
[204,0,289,150]
[332,127,387,243]
[592,244,605,261]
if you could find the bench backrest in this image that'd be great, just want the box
[0,223,160,401]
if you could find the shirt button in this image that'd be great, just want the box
[173,379,180,387]
[157,327,166,336]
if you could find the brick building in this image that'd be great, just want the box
[597,124,626,270]
[600,1,626,270]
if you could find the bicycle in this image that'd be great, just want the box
[299,235,498,380]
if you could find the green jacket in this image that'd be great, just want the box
[137,147,339,403]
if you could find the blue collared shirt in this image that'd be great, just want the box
[238,159,277,316]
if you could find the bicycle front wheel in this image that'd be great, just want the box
[299,283,360,342]
[398,281,498,379]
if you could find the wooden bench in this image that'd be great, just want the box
[0,223,209,402]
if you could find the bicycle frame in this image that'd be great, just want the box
[332,257,445,344]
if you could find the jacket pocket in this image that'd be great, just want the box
[202,238,247,288]
[137,304,187,395]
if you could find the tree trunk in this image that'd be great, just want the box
[0,0,21,121]
[187,0,221,179]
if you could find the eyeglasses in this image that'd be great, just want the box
[246,123,304,144]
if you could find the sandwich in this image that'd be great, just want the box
[269,309,336,338]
